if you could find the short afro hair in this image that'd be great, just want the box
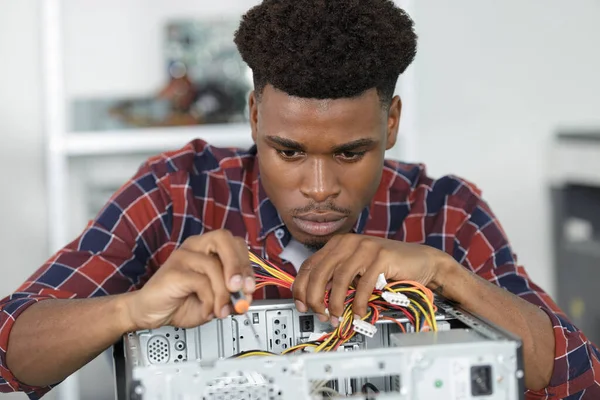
[234,0,417,106]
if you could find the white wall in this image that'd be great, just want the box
[413,0,600,297]
[62,0,263,98]
[0,0,52,399]
[0,1,48,305]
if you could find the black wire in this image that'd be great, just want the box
[252,268,273,278]
[361,382,380,393]
[398,290,433,326]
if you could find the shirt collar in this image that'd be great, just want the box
[352,206,370,234]
[249,146,286,241]
[256,186,286,241]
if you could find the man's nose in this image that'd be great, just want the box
[300,158,341,203]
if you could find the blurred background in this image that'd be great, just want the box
[1,0,599,399]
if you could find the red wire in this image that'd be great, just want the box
[381,316,406,333]
[251,252,434,352]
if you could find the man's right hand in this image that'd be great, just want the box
[124,230,255,330]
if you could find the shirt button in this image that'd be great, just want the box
[275,229,285,239]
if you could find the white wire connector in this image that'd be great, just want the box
[375,273,388,290]
[352,318,378,338]
[307,332,327,342]
[382,291,410,307]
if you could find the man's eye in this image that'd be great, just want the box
[338,151,366,161]
[277,150,303,159]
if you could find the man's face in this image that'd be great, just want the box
[250,85,401,250]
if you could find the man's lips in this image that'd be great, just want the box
[292,213,348,236]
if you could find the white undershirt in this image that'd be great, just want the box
[278,238,314,272]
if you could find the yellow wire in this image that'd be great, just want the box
[313,305,356,353]
[249,252,294,284]
[389,287,438,331]
[255,281,291,290]
[409,301,435,331]
[401,302,433,332]
[406,304,419,331]
[249,251,440,349]
[236,351,277,358]
[315,333,337,352]
[281,343,318,355]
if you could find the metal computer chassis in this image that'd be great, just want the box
[114,298,525,400]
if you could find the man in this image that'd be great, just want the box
[1,0,599,399]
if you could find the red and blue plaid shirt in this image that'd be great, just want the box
[1,139,599,399]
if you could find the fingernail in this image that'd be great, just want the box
[207,313,215,320]
[295,300,307,312]
[229,275,243,291]
[330,316,339,328]
[221,305,232,319]
[317,314,328,322]
[353,313,361,320]
[244,276,255,292]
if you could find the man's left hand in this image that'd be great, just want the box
[292,234,453,326]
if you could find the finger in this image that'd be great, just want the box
[176,249,231,318]
[327,245,373,322]
[233,236,256,294]
[292,263,311,313]
[352,262,383,317]
[182,230,253,293]
[304,239,351,318]
[292,239,338,313]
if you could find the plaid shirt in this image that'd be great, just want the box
[1,140,599,399]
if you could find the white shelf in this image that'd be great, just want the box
[63,123,254,156]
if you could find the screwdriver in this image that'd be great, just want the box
[230,290,262,347]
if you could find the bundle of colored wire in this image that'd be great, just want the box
[245,251,439,357]
[249,252,294,290]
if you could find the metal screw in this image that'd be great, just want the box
[516,370,524,379]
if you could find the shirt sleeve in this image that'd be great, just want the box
[0,161,174,398]
[453,189,600,399]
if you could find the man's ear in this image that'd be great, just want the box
[385,96,402,150]
[249,91,258,143]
